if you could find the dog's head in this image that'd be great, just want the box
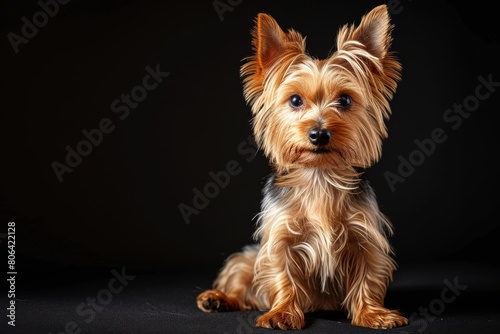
[241,5,401,175]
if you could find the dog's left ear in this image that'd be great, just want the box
[338,4,393,59]
[241,13,306,110]
[250,13,306,77]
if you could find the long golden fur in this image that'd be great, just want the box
[197,5,408,330]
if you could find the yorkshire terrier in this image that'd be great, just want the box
[197,4,407,330]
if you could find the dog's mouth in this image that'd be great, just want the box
[290,142,360,168]
[290,145,360,168]
[310,147,331,154]
[290,146,340,164]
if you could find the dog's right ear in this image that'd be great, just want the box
[251,13,305,76]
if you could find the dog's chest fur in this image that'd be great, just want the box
[255,169,371,295]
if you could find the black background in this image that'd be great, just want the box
[1,0,499,283]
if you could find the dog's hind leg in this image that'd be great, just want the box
[197,244,262,312]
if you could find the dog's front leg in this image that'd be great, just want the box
[254,244,306,330]
[343,239,408,329]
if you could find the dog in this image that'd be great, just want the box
[197,4,408,330]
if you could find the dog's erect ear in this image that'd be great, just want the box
[338,4,393,59]
[251,13,305,75]
[334,4,401,143]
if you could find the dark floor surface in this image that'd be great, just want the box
[2,260,500,334]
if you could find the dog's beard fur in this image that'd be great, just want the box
[197,5,408,330]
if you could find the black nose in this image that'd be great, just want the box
[308,128,331,146]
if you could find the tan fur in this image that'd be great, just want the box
[197,5,408,330]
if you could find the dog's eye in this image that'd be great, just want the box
[290,94,304,109]
[337,94,352,110]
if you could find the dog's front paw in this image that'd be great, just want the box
[256,308,305,330]
[352,307,408,329]
[197,289,234,312]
